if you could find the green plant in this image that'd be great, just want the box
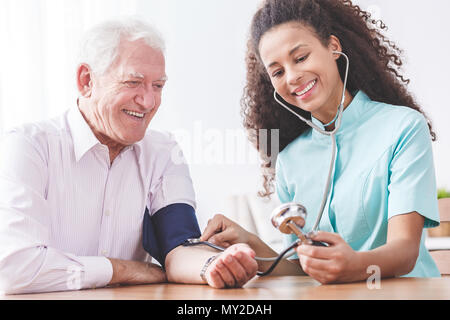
[437,188,450,199]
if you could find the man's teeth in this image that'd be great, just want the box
[124,110,145,118]
[296,80,316,96]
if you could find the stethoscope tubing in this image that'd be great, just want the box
[183,239,296,262]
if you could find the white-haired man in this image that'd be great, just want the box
[0,18,257,294]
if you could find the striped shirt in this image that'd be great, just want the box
[0,106,196,294]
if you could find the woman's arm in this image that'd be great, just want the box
[358,211,424,278]
[296,211,424,284]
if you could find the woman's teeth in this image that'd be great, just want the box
[123,110,145,118]
[296,80,316,96]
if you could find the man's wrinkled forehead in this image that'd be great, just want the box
[112,56,168,80]
[109,40,167,78]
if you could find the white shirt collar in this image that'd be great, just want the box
[67,105,145,163]
[67,105,102,162]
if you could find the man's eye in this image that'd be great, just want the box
[125,81,141,87]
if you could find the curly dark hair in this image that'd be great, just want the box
[241,0,436,198]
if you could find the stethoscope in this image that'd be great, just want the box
[273,50,350,233]
[183,51,350,276]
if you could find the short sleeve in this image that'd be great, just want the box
[148,143,196,216]
[388,113,439,228]
[275,154,292,204]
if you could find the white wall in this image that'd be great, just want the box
[0,0,449,230]
[147,0,264,228]
[354,0,450,192]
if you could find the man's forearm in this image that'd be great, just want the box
[107,258,167,286]
[165,245,218,284]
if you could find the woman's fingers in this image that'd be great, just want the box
[200,214,250,247]
[200,214,225,241]
[296,232,357,284]
[296,243,332,260]
[208,228,237,247]
[309,231,343,246]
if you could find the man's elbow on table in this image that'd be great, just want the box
[0,253,44,295]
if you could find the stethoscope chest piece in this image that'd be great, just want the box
[271,202,307,234]
[271,202,327,247]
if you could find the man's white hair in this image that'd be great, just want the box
[78,16,166,75]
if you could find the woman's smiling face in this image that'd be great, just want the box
[259,21,345,124]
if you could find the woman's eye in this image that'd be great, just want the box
[272,70,284,78]
[296,54,309,63]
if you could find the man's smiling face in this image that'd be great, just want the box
[87,38,167,147]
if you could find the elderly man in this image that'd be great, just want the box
[0,18,257,294]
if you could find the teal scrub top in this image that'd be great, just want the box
[276,91,440,278]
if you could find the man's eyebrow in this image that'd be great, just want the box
[267,44,308,69]
[126,73,168,82]
[128,72,145,79]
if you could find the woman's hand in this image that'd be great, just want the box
[296,231,361,284]
[200,214,255,248]
[205,243,258,288]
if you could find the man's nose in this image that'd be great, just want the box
[135,87,156,110]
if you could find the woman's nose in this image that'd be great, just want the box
[286,67,303,85]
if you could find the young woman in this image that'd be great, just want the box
[201,0,440,285]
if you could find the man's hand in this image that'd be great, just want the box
[107,258,167,286]
[204,243,258,288]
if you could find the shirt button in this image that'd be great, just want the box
[105,210,111,217]
[101,250,108,256]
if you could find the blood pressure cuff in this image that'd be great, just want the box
[142,203,201,268]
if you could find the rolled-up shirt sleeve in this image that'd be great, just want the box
[0,131,112,294]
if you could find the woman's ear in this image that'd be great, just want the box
[329,35,343,60]
[77,64,93,98]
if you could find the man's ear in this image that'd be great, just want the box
[77,64,93,98]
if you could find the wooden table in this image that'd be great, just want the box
[3,276,450,300]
